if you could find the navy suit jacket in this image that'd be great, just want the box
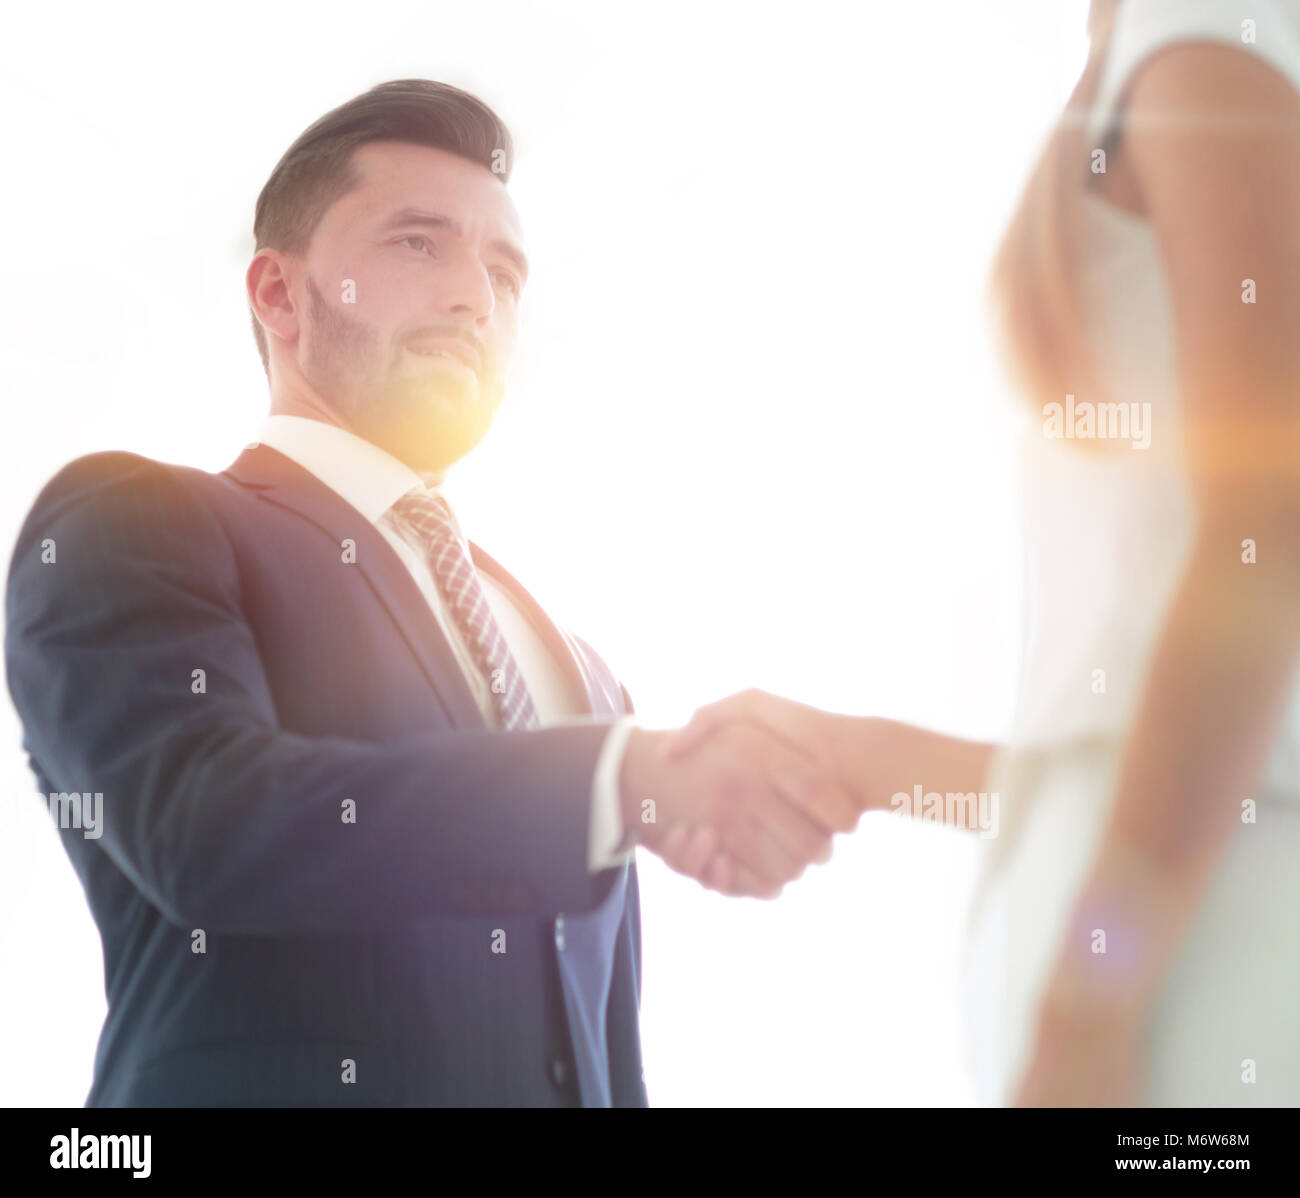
[4,443,648,1107]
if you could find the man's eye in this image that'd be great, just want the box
[493,271,521,297]
[398,235,433,254]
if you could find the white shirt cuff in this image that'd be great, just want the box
[588,716,637,873]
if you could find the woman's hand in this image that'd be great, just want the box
[657,690,869,891]
[661,688,873,810]
[662,689,997,833]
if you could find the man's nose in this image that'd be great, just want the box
[436,252,495,320]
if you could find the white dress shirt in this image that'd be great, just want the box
[253,413,635,872]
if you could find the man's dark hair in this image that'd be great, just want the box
[249,78,514,377]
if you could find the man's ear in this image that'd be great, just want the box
[247,250,300,350]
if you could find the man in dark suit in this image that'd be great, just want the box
[4,79,858,1106]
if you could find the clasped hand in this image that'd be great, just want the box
[618,690,865,898]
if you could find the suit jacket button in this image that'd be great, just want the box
[555,916,565,951]
[549,1057,569,1088]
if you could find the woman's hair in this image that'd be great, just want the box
[249,78,513,376]
[987,2,1121,426]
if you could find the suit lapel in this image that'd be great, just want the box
[224,442,485,729]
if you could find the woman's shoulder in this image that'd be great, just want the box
[1087,0,1300,149]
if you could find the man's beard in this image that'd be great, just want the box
[302,274,502,474]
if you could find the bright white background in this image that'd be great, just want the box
[0,0,1087,1106]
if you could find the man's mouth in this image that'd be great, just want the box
[406,341,480,374]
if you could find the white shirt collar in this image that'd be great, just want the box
[254,413,448,527]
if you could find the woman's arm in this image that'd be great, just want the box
[664,691,997,827]
[1016,42,1300,1103]
[859,718,997,822]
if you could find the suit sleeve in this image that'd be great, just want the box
[4,452,616,936]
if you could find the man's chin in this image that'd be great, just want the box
[362,389,501,475]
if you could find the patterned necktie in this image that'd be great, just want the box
[388,487,539,730]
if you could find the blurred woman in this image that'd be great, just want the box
[667,0,1300,1105]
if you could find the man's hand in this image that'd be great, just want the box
[619,718,861,899]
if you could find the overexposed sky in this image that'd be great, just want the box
[0,0,1088,1106]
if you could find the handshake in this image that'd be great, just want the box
[618,689,874,899]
